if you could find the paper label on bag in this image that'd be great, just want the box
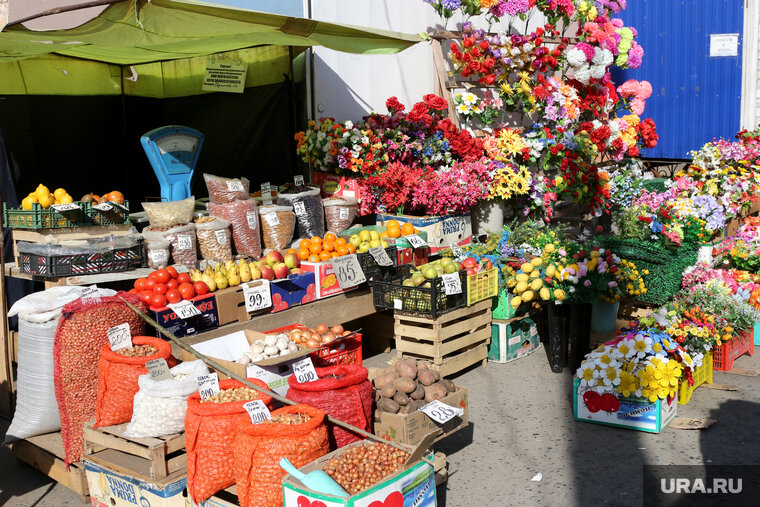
[107,323,132,351]
[215,229,227,245]
[294,175,305,186]
[246,211,258,229]
[196,373,220,400]
[80,285,99,299]
[404,234,427,249]
[369,247,393,266]
[339,207,350,220]
[243,399,272,424]
[146,358,172,381]
[332,254,366,288]
[51,203,80,212]
[266,212,280,226]
[243,280,272,312]
[149,249,169,264]
[261,182,272,199]
[226,180,245,192]
[442,273,462,295]
[92,203,113,212]
[293,357,318,383]
[177,234,192,250]
[394,299,402,310]
[293,201,306,216]
[418,399,463,425]
[168,300,201,319]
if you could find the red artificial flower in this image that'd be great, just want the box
[386,96,405,113]
[423,94,448,111]
[407,102,429,122]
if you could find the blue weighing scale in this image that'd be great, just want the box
[140,126,204,201]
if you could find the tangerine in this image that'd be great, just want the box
[386,220,402,238]
[309,243,322,254]
[323,240,334,252]
[336,245,349,256]
[308,254,320,262]
[400,222,415,236]
[310,236,323,244]
[299,239,310,250]
[319,251,331,261]
[346,244,356,254]
[298,248,310,260]
[331,252,340,258]
[324,232,337,242]
[335,237,347,247]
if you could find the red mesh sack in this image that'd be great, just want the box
[53,292,146,466]
[234,404,329,507]
[185,378,273,503]
[286,365,372,449]
[94,336,172,428]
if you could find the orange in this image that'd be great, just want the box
[323,240,334,252]
[331,252,340,258]
[336,245,348,256]
[310,236,323,244]
[319,251,331,261]
[386,219,400,230]
[324,232,337,242]
[400,222,415,236]
[286,248,297,256]
[298,248,310,260]
[309,243,322,254]
[299,239,310,250]
[386,220,401,238]
[335,237,347,247]
[346,244,356,254]
[308,254,320,262]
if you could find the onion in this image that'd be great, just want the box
[322,331,336,343]
[341,330,352,336]
[331,324,344,334]
[290,330,302,342]
[306,338,320,348]
[316,323,329,334]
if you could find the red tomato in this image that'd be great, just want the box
[150,294,167,308]
[147,271,160,281]
[128,288,138,294]
[176,272,192,285]
[178,283,196,300]
[144,278,156,290]
[134,278,148,291]
[154,269,170,284]
[139,290,154,305]
[166,279,179,290]
[166,266,179,279]
[165,289,182,304]
[193,281,209,295]
[153,283,168,295]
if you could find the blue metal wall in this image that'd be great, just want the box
[611,0,744,160]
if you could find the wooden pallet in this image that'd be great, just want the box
[83,421,186,482]
[10,431,90,503]
[395,300,491,377]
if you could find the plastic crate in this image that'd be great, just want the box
[355,245,398,285]
[2,201,88,229]
[17,238,146,277]
[712,329,755,371]
[678,352,713,405]
[84,200,131,225]
[264,324,362,367]
[466,266,498,305]
[339,225,429,249]
[372,264,466,318]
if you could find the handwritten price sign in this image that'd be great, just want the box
[243,399,272,424]
[196,373,220,400]
[404,234,427,249]
[331,254,366,288]
[146,358,172,381]
[168,300,201,319]
[243,280,272,312]
[107,323,132,351]
[51,203,80,213]
[369,246,393,267]
[441,273,462,295]
[293,357,318,384]
[418,400,464,425]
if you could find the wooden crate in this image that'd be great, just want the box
[10,431,89,503]
[394,299,491,377]
[83,421,186,482]
[434,451,448,487]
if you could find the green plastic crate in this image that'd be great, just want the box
[492,287,533,320]
[2,201,88,229]
[339,225,428,249]
[83,200,131,225]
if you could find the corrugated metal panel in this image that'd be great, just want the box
[611,0,744,159]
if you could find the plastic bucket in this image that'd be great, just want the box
[590,299,619,334]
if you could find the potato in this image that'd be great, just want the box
[380,384,397,399]
[409,399,427,411]
[394,360,417,380]
[399,403,414,414]
[417,369,437,387]
[393,391,410,406]
[374,371,397,389]
[377,398,400,414]
[375,390,382,402]
[430,369,441,382]
[393,377,416,394]
[417,361,428,370]
[410,384,426,401]
[424,382,447,402]
[440,378,456,394]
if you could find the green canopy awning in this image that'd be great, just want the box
[0,0,420,97]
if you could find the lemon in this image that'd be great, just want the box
[522,290,534,302]
[21,196,35,210]
[38,193,54,209]
[515,281,529,294]
[60,194,74,204]
[510,296,523,308]
[53,188,67,201]
[516,273,530,283]
[35,184,50,200]
[520,262,534,274]
[530,278,543,291]
[531,257,542,267]
[539,287,551,300]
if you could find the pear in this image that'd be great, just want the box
[214,271,229,290]
[190,269,203,283]
[249,262,261,280]
[225,260,236,272]
[239,261,252,283]
[227,269,241,287]
[202,272,217,292]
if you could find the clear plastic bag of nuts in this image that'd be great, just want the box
[145,223,197,268]
[195,217,232,262]
[144,239,170,270]
[259,205,295,251]
[323,196,358,234]
[204,174,250,204]
[208,200,261,259]
[277,185,325,239]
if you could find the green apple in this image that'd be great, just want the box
[402,278,415,287]
[411,273,426,286]
[370,230,380,241]
[440,257,453,266]
[359,230,371,242]
[444,263,459,274]
[423,266,438,279]
[349,234,361,247]
[358,241,371,253]
[369,239,382,248]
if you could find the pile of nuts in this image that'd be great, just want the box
[195,217,232,262]
[262,413,312,425]
[323,442,409,495]
[200,387,261,404]
[259,206,296,250]
[114,344,158,357]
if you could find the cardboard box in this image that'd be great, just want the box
[311,170,365,202]
[85,459,187,507]
[376,212,472,254]
[214,272,317,325]
[282,440,437,507]
[301,260,358,299]
[151,293,218,340]
[489,315,540,363]
[572,378,677,433]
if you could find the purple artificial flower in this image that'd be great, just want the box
[490,1,509,18]
[584,280,592,287]
[504,0,530,17]
[441,0,462,10]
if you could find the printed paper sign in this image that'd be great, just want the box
[441,273,462,295]
[710,33,739,57]
[51,203,80,212]
[92,203,113,212]
[226,180,244,192]
[80,285,99,299]
[293,201,306,216]
[339,207,350,220]
[177,234,193,250]
[243,399,272,424]
[246,211,258,229]
[331,254,366,288]
[168,300,201,319]
[146,358,172,381]
[107,323,132,351]
[369,246,393,266]
[196,373,220,400]
[265,213,280,226]
[293,357,318,383]
[404,234,428,249]
[418,400,463,425]
[243,280,272,312]
[202,56,247,93]
[215,229,227,244]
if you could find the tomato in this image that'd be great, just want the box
[193,281,209,295]
[139,290,155,305]
[154,269,170,284]
[150,294,167,309]
[134,277,148,291]
[166,266,179,279]
[144,278,156,290]
[178,282,196,300]
[166,279,179,290]
[148,271,160,281]
[165,289,182,304]
[128,288,138,294]
[153,283,168,295]
[176,272,192,285]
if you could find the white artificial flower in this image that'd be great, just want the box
[566,47,588,67]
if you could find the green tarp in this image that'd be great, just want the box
[0,0,419,97]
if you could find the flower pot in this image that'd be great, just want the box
[471,200,506,237]
[590,299,619,334]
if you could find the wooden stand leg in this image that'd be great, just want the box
[0,194,13,417]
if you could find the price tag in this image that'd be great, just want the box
[339,207,350,220]
[261,182,272,199]
[146,358,172,381]
[393,299,402,310]
[418,399,463,425]
[243,280,272,312]
[80,285,99,299]
[92,203,113,212]
[294,175,305,186]
[227,180,245,192]
[149,248,169,264]
[51,203,80,212]
[404,234,428,249]
[293,357,318,384]
[107,323,132,351]
[441,273,462,295]
[331,254,366,288]
[177,234,193,250]
[215,229,227,245]
[246,211,258,229]
[168,300,202,319]
[243,399,272,424]
[369,246,393,267]
[293,201,306,216]
[265,212,280,226]
[196,373,220,400]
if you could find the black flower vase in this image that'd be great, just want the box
[540,302,592,373]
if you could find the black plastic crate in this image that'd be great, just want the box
[356,245,398,285]
[372,264,467,318]
[17,238,146,278]
[84,200,131,225]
